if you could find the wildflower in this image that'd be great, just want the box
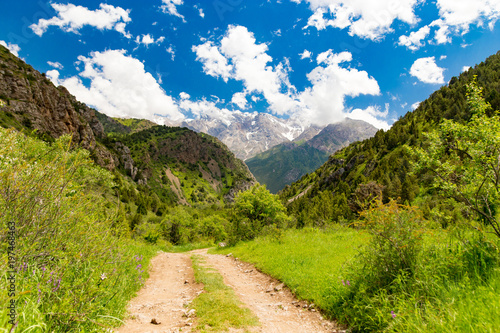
[136,264,142,270]
[346,280,350,286]
[37,283,41,303]
[391,311,396,319]
[100,273,107,280]
[52,278,61,292]
[342,280,345,286]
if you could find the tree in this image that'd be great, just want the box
[232,184,291,241]
[410,77,500,238]
[348,181,385,214]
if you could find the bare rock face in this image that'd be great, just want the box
[115,142,138,179]
[0,45,106,160]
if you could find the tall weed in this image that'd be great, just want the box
[0,129,157,331]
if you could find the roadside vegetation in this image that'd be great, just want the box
[215,78,500,332]
[0,128,161,331]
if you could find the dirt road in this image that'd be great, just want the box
[116,249,341,333]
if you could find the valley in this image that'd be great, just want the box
[1,23,500,333]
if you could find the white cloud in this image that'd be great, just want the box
[0,41,20,57]
[194,25,383,127]
[199,8,205,18]
[440,55,447,60]
[179,98,235,126]
[161,0,185,22]
[166,45,176,60]
[297,50,381,125]
[231,92,248,109]
[398,25,430,51]
[47,61,63,69]
[135,34,165,47]
[299,49,312,59]
[462,66,471,72]
[48,49,184,122]
[410,56,446,84]
[431,0,500,44]
[294,0,421,40]
[30,3,131,38]
[192,41,233,82]
[411,101,421,110]
[179,92,190,99]
[193,25,298,115]
[348,105,391,130]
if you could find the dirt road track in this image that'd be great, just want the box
[116,249,341,333]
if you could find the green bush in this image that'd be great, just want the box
[355,200,427,289]
[230,184,292,244]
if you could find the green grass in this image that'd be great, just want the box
[212,225,500,332]
[190,255,258,332]
[212,226,369,315]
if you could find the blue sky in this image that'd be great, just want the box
[1,0,500,129]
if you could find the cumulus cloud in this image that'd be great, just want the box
[348,105,391,130]
[193,25,385,127]
[231,92,248,109]
[193,25,297,115]
[411,101,421,110]
[398,25,431,51]
[462,66,471,72]
[47,61,63,69]
[30,3,132,38]
[47,49,184,122]
[410,56,446,84]
[297,50,381,125]
[161,0,185,21]
[0,41,20,57]
[179,98,236,126]
[166,45,176,61]
[135,34,165,47]
[293,0,421,40]
[430,0,500,44]
[192,41,233,82]
[299,49,312,59]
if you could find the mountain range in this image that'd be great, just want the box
[180,112,323,161]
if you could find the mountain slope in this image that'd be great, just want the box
[0,44,255,210]
[280,50,500,225]
[247,119,377,193]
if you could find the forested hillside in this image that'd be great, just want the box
[280,50,500,226]
[247,119,377,193]
[0,44,255,211]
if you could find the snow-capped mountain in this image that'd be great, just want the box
[181,112,323,160]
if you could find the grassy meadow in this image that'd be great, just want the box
[214,219,500,332]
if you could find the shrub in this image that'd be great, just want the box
[230,184,292,243]
[0,128,150,331]
[355,200,427,289]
